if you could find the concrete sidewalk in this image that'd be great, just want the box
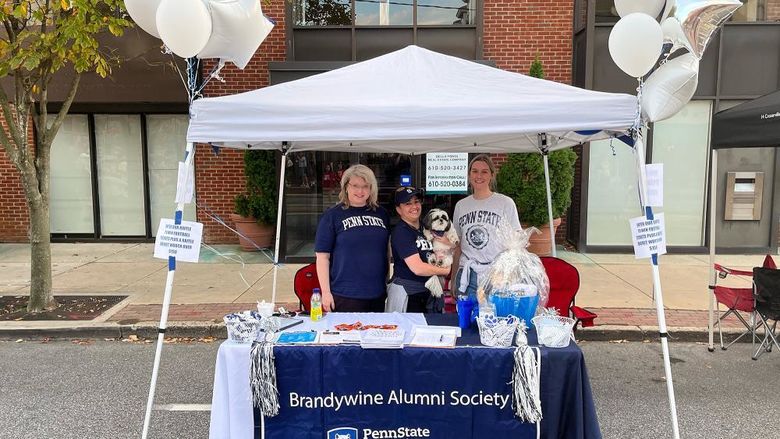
[0,243,766,340]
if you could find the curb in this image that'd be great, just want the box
[0,322,743,343]
[0,323,227,340]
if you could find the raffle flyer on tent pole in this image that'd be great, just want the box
[153,219,203,263]
[629,213,667,259]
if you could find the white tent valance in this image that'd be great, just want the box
[187,45,638,152]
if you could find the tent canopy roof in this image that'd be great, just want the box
[712,88,780,149]
[187,45,637,153]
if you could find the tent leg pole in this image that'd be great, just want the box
[142,142,195,439]
[708,149,718,352]
[650,255,681,439]
[271,151,288,305]
[542,153,557,257]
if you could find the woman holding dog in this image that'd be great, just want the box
[451,154,521,297]
[315,164,390,313]
[386,187,451,313]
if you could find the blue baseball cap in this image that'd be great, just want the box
[394,187,424,206]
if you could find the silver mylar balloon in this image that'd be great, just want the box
[662,0,742,58]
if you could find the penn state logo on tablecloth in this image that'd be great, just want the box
[466,224,489,250]
[328,427,359,439]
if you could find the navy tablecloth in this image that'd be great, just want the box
[257,314,601,439]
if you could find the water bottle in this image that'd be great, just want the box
[310,288,322,321]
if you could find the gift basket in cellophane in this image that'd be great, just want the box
[476,226,550,332]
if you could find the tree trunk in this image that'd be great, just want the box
[27,199,54,312]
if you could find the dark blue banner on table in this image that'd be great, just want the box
[258,340,600,439]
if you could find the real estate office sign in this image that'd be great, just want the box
[425,153,468,194]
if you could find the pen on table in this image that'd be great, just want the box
[438,335,443,343]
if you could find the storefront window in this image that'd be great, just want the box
[651,100,712,246]
[94,115,146,236]
[147,115,196,235]
[294,0,352,26]
[356,0,413,25]
[283,152,464,259]
[417,0,475,25]
[586,139,642,246]
[50,115,94,234]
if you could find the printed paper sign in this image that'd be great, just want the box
[426,153,468,194]
[153,219,203,263]
[645,164,663,207]
[175,161,194,204]
[629,213,667,259]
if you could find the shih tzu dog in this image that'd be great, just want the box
[422,208,459,268]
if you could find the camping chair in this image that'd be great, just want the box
[293,263,320,313]
[751,266,780,360]
[540,257,597,329]
[711,255,775,350]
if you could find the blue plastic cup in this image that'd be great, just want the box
[514,294,540,326]
[457,297,475,329]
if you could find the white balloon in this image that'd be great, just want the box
[608,13,664,78]
[661,16,687,55]
[615,0,665,18]
[156,0,213,58]
[197,0,275,70]
[124,0,162,38]
[642,53,699,122]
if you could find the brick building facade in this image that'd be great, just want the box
[0,0,574,256]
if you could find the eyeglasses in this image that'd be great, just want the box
[348,183,371,192]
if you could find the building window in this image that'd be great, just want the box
[294,0,352,26]
[294,0,476,26]
[49,113,191,239]
[586,101,713,247]
[586,138,640,246]
[356,0,414,25]
[731,0,774,22]
[596,0,777,23]
[95,115,146,236]
[594,0,619,23]
[650,101,712,246]
[50,115,94,234]
[418,0,475,25]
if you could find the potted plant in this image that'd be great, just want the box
[495,56,577,255]
[230,150,278,251]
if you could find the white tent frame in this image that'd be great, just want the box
[143,46,681,439]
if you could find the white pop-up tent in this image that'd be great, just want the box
[187,45,636,151]
[188,44,637,265]
[168,45,678,434]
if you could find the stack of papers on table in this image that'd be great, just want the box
[408,325,460,348]
[360,328,405,349]
[317,330,362,345]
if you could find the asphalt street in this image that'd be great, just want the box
[1,339,778,438]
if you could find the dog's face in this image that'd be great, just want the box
[423,208,451,233]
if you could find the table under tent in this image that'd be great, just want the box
[708,88,780,352]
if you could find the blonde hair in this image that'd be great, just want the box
[468,154,497,191]
[339,164,379,209]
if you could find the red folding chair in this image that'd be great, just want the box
[540,257,597,329]
[712,254,775,350]
[293,263,320,313]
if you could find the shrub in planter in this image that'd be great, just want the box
[232,150,278,250]
[494,55,578,254]
[496,150,577,228]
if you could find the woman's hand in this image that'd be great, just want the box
[322,291,335,312]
